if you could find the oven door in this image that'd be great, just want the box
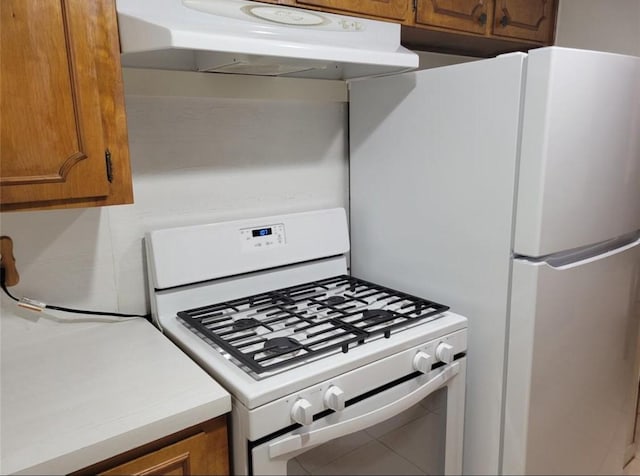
[249,357,466,475]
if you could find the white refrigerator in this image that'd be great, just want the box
[349,47,640,475]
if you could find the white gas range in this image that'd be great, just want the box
[145,208,468,475]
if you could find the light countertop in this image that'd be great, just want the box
[0,298,231,475]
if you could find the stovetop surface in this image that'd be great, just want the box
[177,275,449,378]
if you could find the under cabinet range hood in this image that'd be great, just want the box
[115,0,419,80]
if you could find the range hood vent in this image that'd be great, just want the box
[116,0,419,80]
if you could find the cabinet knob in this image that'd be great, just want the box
[500,15,510,27]
[478,12,487,26]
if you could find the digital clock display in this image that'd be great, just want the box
[252,227,273,237]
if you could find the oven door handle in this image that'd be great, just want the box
[268,361,460,459]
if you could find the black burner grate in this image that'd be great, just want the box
[177,275,449,375]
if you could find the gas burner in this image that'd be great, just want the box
[177,275,449,375]
[233,318,260,331]
[325,295,346,305]
[362,309,395,323]
[262,337,301,355]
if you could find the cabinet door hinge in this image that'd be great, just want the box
[105,149,114,183]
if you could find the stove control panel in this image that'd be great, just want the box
[240,223,286,252]
[245,327,467,441]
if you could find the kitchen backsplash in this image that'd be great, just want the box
[0,87,348,316]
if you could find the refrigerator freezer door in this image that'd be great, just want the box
[504,238,640,475]
[350,52,526,475]
[514,47,640,257]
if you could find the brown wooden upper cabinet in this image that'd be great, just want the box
[413,0,556,44]
[0,0,133,212]
[491,0,555,43]
[257,0,558,56]
[295,0,409,21]
[415,0,490,35]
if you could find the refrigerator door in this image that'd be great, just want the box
[350,53,526,474]
[514,47,640,257]
[504,237,640,475]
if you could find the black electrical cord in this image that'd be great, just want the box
[0,267,150,320]
[0,272,19,302]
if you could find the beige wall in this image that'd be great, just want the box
[555,0,640,56]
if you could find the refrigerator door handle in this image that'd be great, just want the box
[516,231,640,269]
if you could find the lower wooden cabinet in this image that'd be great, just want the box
[72,417,229,476]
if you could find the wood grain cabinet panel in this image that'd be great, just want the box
[415,0,489,34]
[73,417,229,476]
[100,432,220,476]
[491,0,555,42]
[295,0,409,21]
[0,0,133,211]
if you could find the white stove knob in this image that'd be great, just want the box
[413,351,433,374]
[291,398,313,426]
[435,342,454,364]
[324,385,346,411]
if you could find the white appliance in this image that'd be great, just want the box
[115,0,418,80]
[145,208,468,475]
[349,46,640,475]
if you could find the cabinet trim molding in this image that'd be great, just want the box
[0,151,88,185]
[431,0,484,21]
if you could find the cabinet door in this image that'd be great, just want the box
[295,0,408,21]
[1,0,132,210]
[415,0,489,34]
[100,422,229,476]
[492,0,556,42]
